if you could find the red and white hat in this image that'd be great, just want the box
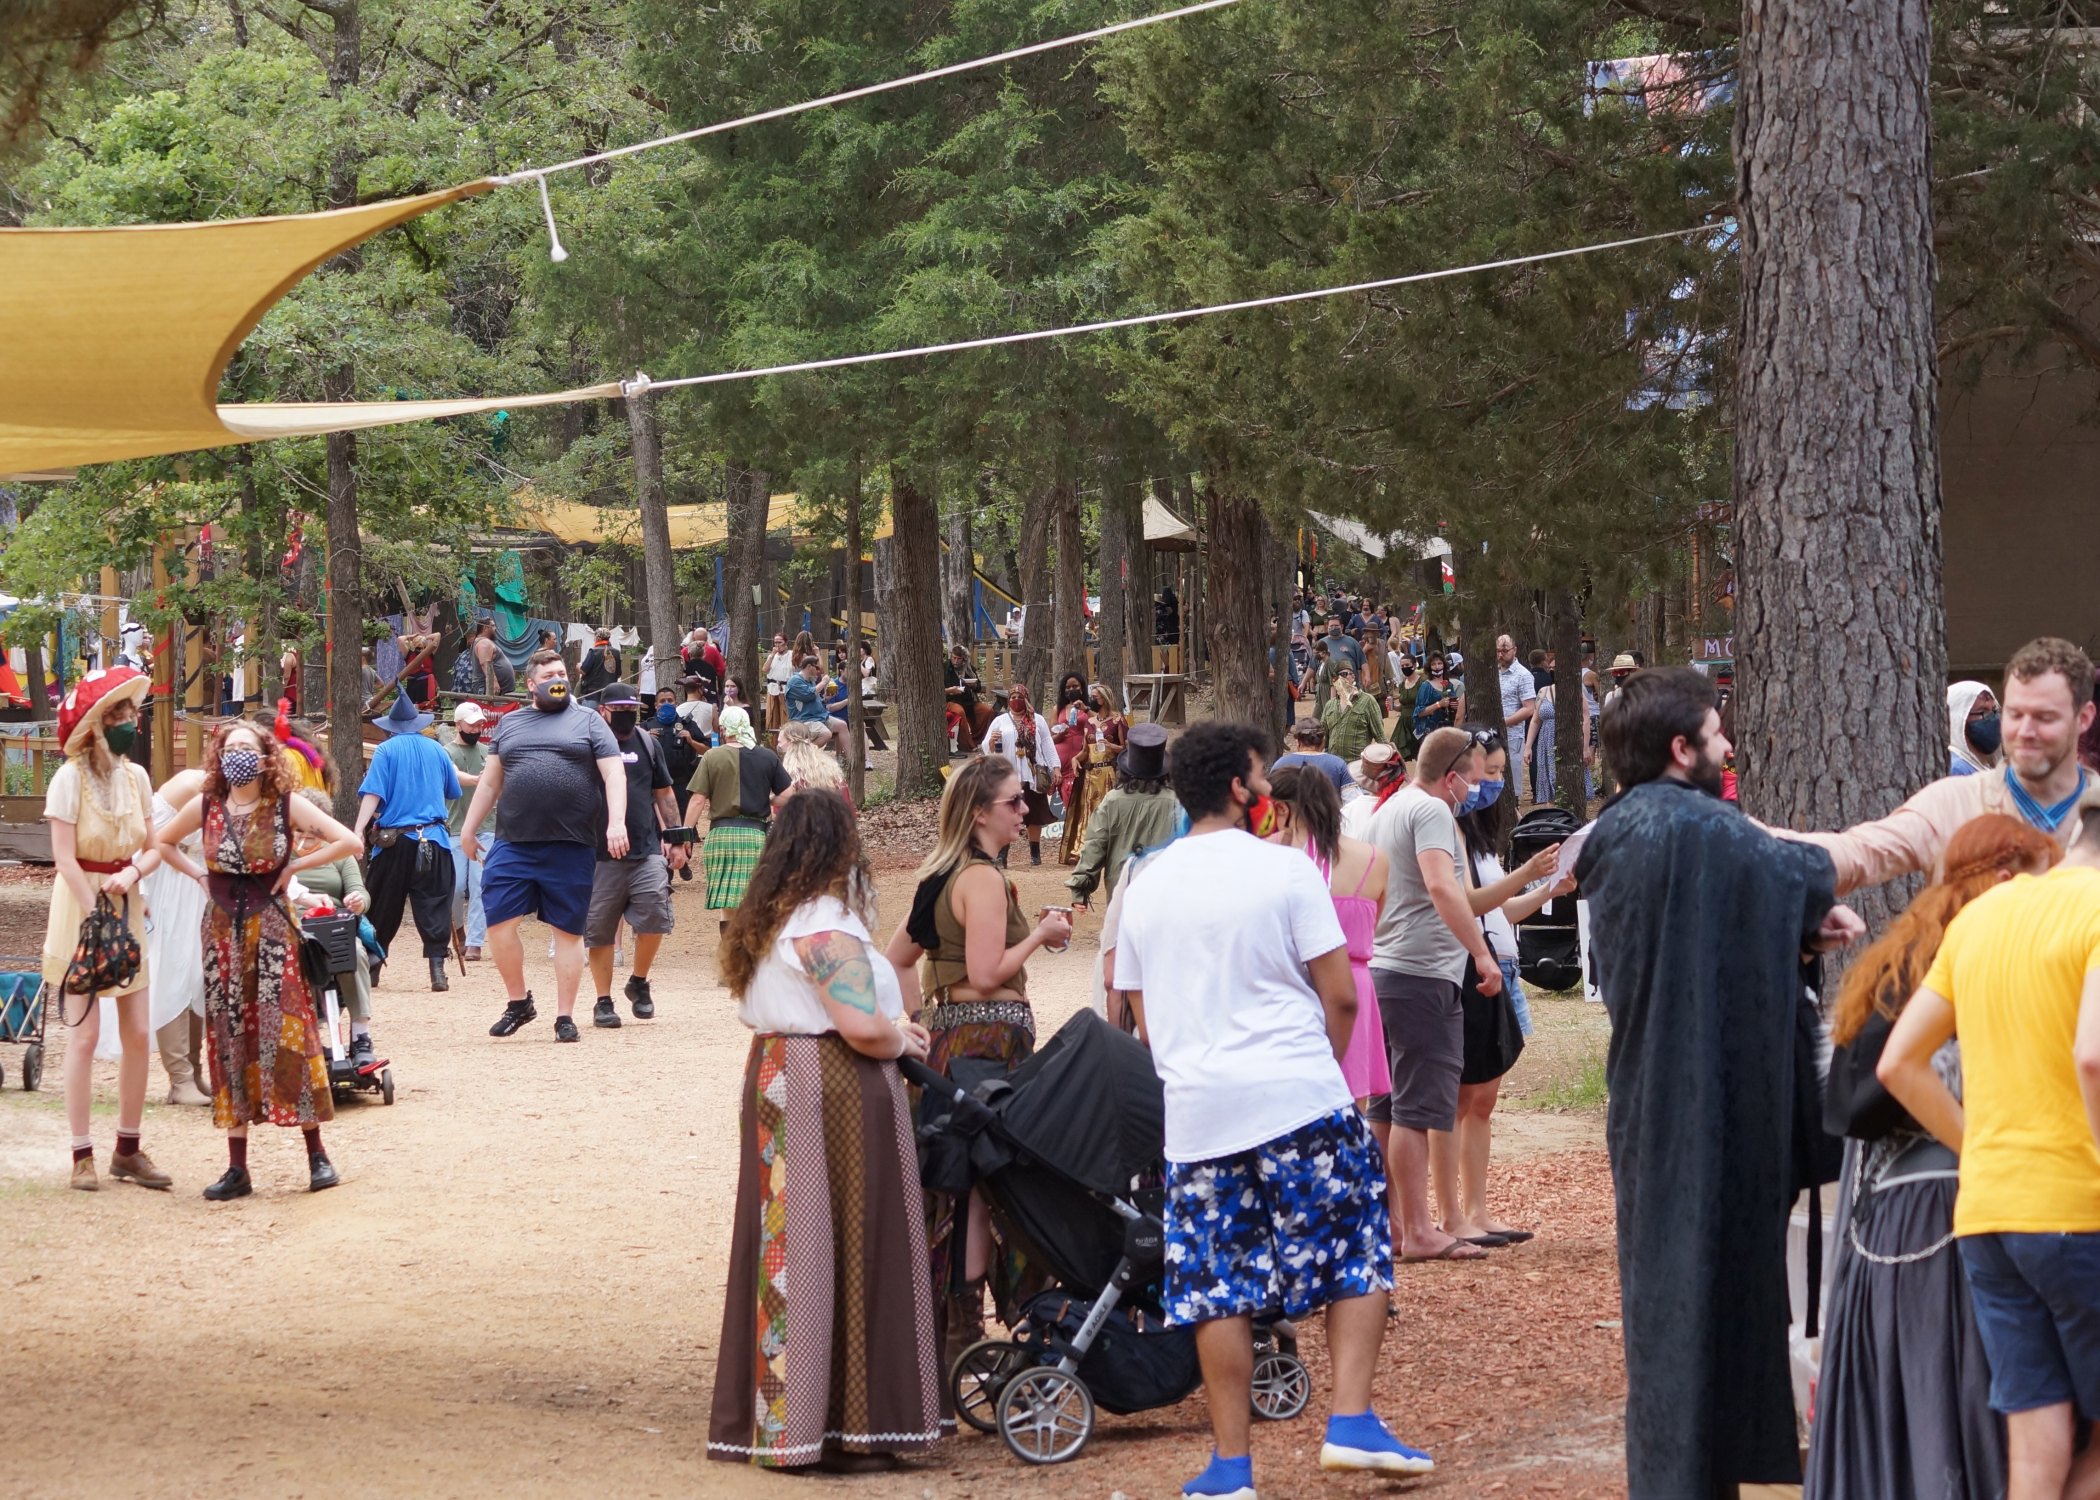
[56,666,152,756]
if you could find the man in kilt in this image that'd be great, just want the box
[684,704,790,932]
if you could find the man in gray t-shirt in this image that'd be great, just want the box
[460,650,628,1044]
[1364,727,1501,1264]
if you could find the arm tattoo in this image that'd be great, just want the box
[804,931,880,1015]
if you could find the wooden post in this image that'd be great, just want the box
[99,566,120,667]
[149,543,176,785]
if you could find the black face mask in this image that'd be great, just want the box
[609,710,639,736]
[459,732,481,746]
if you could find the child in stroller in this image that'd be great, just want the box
[904,1009,1311,1466]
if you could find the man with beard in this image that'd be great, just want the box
[1574,667,1865,1499]
[1799,636,2098,889]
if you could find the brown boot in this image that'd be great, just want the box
[158,1014,209,1105]
[70,1156,98,1192]
[109,1149,173,1190]
[943,1276,988,1370]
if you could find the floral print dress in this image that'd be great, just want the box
[201,796,332,1129]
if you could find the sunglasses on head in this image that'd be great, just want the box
[1469,729,1504,749]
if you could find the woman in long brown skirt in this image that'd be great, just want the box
[710,791,943,1471]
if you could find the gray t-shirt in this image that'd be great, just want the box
[1367,784,1470,983]
[489,700,621,846]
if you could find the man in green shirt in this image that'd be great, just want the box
[446,701,491,960]
[1067,724,1181,908]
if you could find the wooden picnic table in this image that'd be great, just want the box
[1124,672,1188,725]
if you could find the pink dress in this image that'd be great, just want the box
[1315,848,1390,1101]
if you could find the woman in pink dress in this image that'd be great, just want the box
[1264,764,1391,1155]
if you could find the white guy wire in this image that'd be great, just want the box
[491,0,1243,186]
[618,225,1715,397]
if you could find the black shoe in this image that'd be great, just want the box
[203,1167,252,1202]
[348,1033,377,1069]
[677,863,693,882]
[1029,845,1042,866]
[553,1015,580,1043]
[308,1154,340,1192]
[428,957,449,992]
[625,974,655,1020]
[489,995,537,1037]
[592,997,622,1029]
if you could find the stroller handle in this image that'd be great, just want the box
[895,1056,954,1097]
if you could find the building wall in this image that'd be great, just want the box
[1941,358,2100,674]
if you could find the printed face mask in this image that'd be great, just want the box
[221,747,262,786]
[532,680,569,711]
[1243,793,1279,838]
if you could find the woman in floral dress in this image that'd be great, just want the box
[154,721,361,1199]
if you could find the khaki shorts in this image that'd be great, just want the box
[584,855,674,949]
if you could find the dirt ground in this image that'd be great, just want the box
[0,842,1632,1500]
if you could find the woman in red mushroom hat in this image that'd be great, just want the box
[42,665,172,1193]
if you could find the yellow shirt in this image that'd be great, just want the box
[1924,864,2100,1236]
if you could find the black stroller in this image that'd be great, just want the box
[902,1009,1310,1466]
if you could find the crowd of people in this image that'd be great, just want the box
[35,605,2100,1500]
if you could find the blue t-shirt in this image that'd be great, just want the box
[359,733,462,848]
[1272,751,1352,793]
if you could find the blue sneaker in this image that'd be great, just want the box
[1182,1451,1256,1499]
[1319,1411,1435,1475]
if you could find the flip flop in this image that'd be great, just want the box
[1489,1229,1536,1244]
[1460,1233,1513,1248]
[1400,1240,1489,1264]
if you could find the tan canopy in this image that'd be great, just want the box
[0,183,621,475]
[1143,494,1198,551]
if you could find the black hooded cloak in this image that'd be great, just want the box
[1575,778,1838,1499]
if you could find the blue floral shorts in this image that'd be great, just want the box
[1161,1108,1394,1326]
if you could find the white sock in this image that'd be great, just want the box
[72,1134,93,1152]
[349,1021,370,1040]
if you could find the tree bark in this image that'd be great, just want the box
[1014,481,1053,707]
[1263,511,1295,736]
[1097,480,1132,700]
[625,387,680,695]
[1206,482,1275,737]
[942,488,976,651]
[323,415,363,822]
[724,462,768,701]
[1547,586,1587,815]
[1735,0,1944,933]
[885,471,946,800]
[1052,459,1085,689]
[845,458,866,807]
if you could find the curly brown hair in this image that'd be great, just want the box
[1828,813,2059,1045]
[718,790,873,998]
[201,720,294,809]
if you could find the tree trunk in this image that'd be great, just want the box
[724,462,768,701]
[625,387,680,695]
[1547,586,1587,816]
[1206,483,1275,736]
[323,417,363,823]
[845,458,866,807]
[1097,480,1132,700]
[885,471,946,800]
[1052,461,1085,689]
[942,490,976,651]
[1736,0,1944,933]
[1263,513,1295,735]
[237,449,282,710]
[1014,482,1053,707]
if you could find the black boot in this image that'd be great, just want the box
[428,957,449,992]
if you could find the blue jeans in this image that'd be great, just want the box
[1498,957,1533,1039]
[1503,724,1527,801]
[450,841,486,949]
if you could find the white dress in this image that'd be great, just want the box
[96,792,209,1057]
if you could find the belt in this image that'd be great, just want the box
[205,870,286,922]
[920,998,1034,1038]
[77,858,133,875]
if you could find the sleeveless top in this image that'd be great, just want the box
[1314,846,1378,969]
[907,850,1030,1000]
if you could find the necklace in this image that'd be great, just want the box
[2005,765,2086,832]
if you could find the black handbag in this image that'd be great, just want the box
[1822,1005,1917,1141]
[61,892,142,1022]
[1459,924,1525,1085]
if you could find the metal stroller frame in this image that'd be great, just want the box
[0,959,48,1091]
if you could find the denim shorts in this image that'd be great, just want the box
[1499,957,1533,1040]
[1161,1108,1393,1327]
[1959,1231,2100,1417]
[481,839,596,936]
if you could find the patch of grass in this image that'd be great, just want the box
[1528,1051,1609,1113]
[861,773,896,807]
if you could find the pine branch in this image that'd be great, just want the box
[1608,0,1739,38]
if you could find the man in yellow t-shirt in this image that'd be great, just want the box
[1881,802,2100,1499]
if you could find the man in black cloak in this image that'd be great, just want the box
[1575,667,1864,1499]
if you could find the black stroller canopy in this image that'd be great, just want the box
[994,1009,1164,1197]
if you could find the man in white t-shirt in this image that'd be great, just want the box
[1119,721,1435,1497]
[1366,726,1502,1265]
[1496,635,1538,803]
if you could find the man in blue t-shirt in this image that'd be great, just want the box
[356,691,462,992]
[1271,718,1353,794]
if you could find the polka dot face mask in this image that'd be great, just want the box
[220,747,262,787]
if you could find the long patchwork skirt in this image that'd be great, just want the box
[709,1033,944,1468]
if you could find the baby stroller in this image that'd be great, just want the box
[901,1010,1310,1466]
[1510,805,1585,991]
[0,960,48,1091]
[299,911,394,1106]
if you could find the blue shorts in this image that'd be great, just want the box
[480,839,596,936]
[1161,1108,1393,1327]
[1959,1231,2100,1417]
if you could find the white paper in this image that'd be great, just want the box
[1553,822,1594,886]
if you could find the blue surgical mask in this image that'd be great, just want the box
[1967,713,2002,756]
[1475,777,1505,809]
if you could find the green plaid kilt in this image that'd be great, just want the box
[703,822,768,909]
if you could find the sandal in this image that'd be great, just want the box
[1400,1239,1489,1264]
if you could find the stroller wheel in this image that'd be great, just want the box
[1250,1351,1311,1421]
[996,1366,1094,1465]
[23,1042,44,1091]
[379,1069,395,1106]
[951,1339,1027,1435]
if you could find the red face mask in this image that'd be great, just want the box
[1244,793,1279,838]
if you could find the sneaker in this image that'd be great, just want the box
[1182,1452,1256,1499]
[348,1033,378,1070]
[553,1015,580,1043]
[1318,1413,1433,1476]
[489,995,537,1037]
[625,974,655,1020]
[593,997,622,1029]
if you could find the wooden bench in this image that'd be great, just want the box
[1124,673,1189,726]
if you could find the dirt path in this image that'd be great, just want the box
[0,861,1625,1500]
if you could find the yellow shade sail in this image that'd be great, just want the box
[512,487,898,549]
[0,183,633,474]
